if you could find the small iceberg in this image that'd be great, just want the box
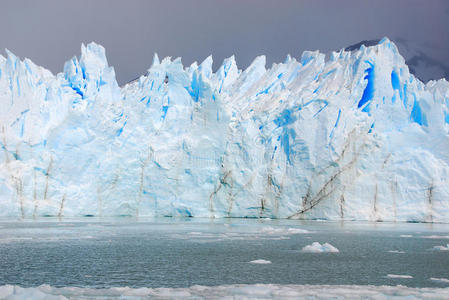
[432,244,449,251]
[301,242,339,253]
[248,259,272,264]
[422,235,449,239]
[430,277,449,283]
[260,227,310,235]
[387,274,413,279]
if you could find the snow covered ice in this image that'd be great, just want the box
[0,38,449,221]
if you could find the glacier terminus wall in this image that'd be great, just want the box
[0,38,448,221]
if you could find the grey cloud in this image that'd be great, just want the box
[0,0,448,84]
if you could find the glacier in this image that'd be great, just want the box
[0,38,448,221]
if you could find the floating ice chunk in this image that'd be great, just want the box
[260,226,309,235]
[259,226,284,234]
[248,259,272,264]
[432,244,449,251]
[431,278,449,283]
[388,250,405,253]
[301,242,339,253]
[287,228,310,234]
[187,232,203,236]
[423,235,449,239]
[387,274,413,279]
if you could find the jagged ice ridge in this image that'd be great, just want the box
[0,38,448,221]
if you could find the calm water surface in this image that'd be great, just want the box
[0,218,448,288]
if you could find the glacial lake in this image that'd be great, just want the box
[0,218,449,290]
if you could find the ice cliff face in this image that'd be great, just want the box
[1,38,448,221]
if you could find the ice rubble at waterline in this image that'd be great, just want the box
[2,283,449,299]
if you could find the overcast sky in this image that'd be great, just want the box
[1,0,448,84]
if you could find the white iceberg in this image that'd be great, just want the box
[432,244,449,251]
[248,259,272,264]
[386,274,413,279]
[301,242,339,253]
[260,226,310,235]
[431,278,449,283]
[423,235,449,239]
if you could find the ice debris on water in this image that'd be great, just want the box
[2,284,449,299]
